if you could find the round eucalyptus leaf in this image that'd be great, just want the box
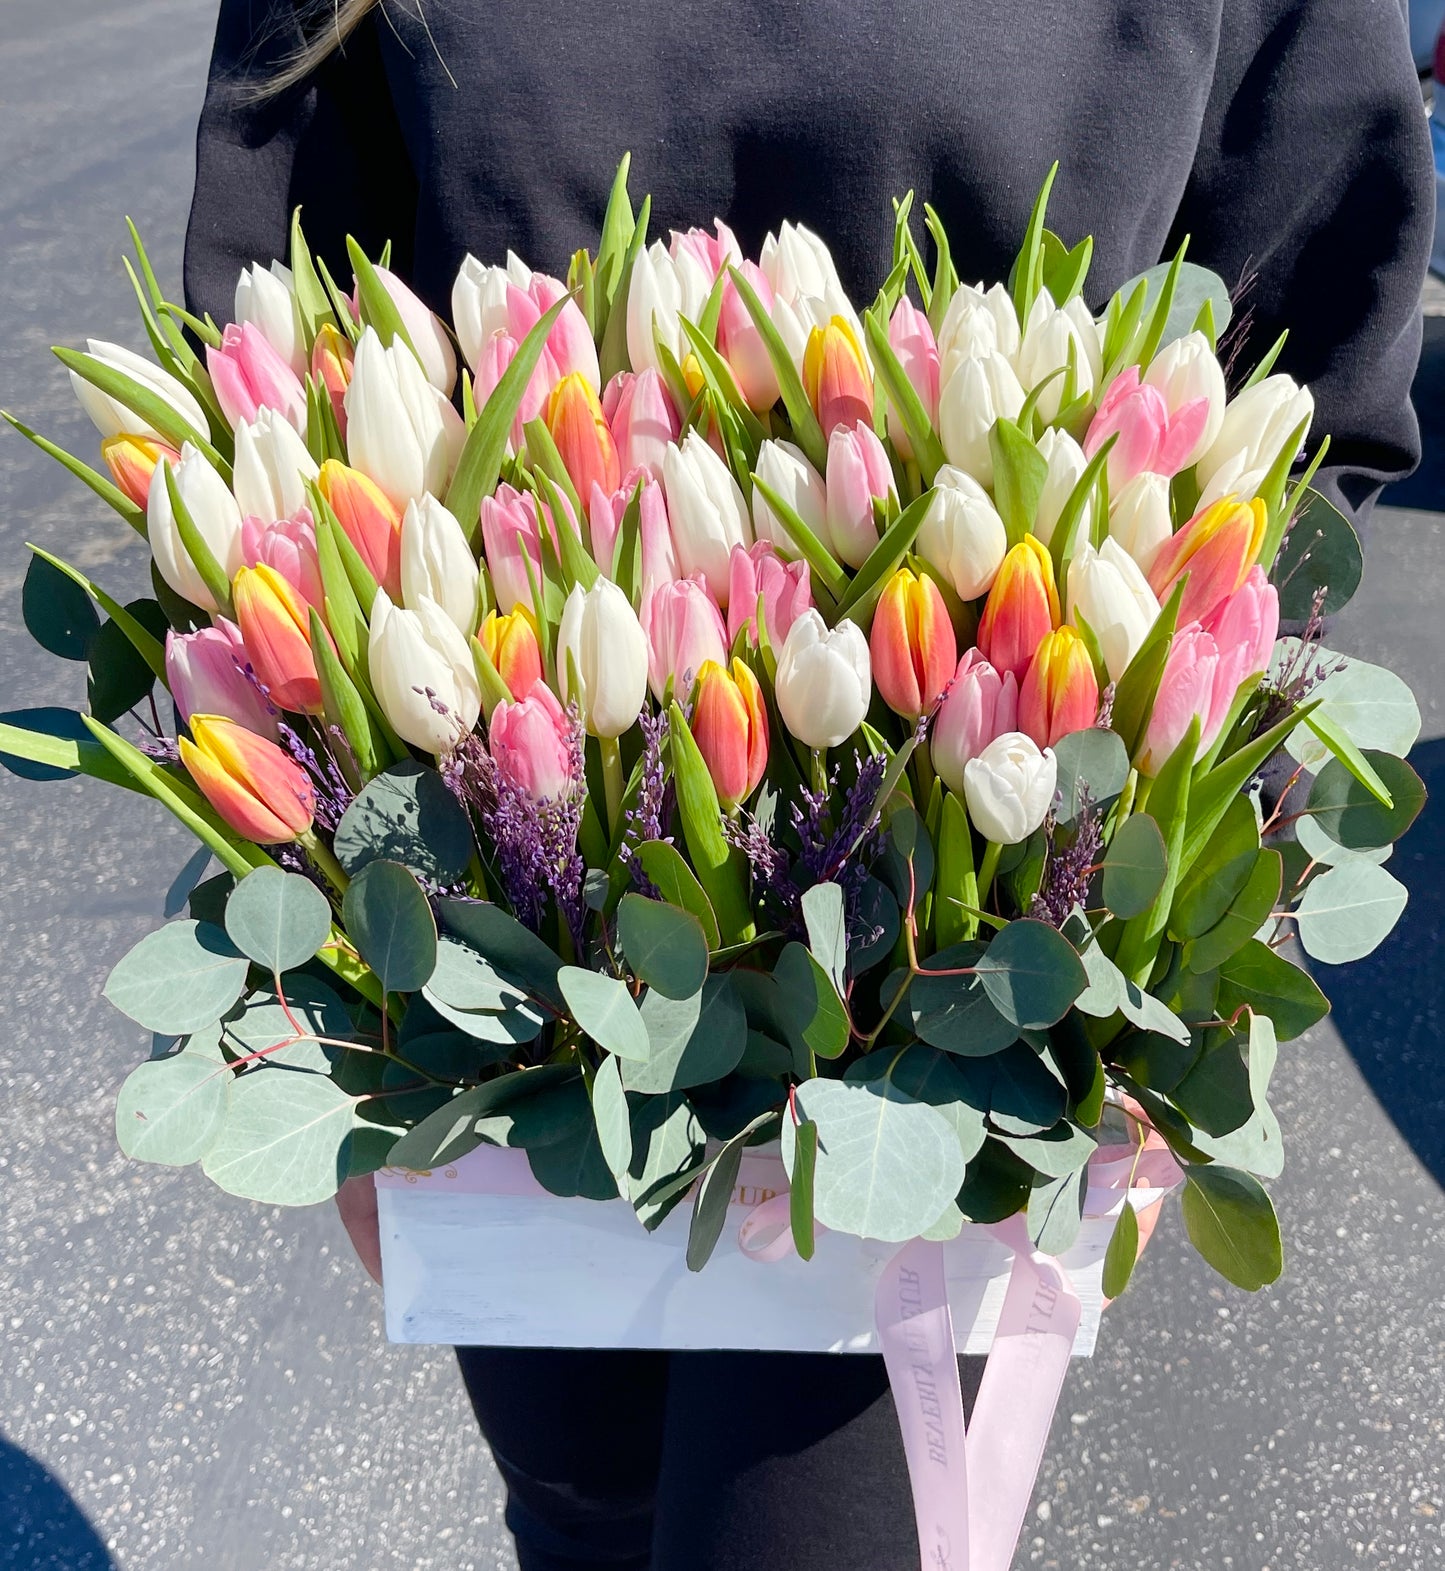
[438,898,564,1008]
[201,1069,354,1205]
[591,1054,634,1187]
[984,1043,1068,1136]
[625,974,747,1093]
[845,1045,987,1166]
[1217,939,1329,1043]
[1294,860,1408,965]
[104,920,249,1035]
[624,1092,706,1226]
[341,859,437,994]
[774,942,850,1060]
[224,866,333,974]
[1120,260,1233,350]
[1051,727,1129,824]
[424,936,531,1012]
[878,806,934,908]
[909,944,1017,1058]
[221,976,354,1071]
[1271,492,1363,621]
[422,991,546,1045]
[1179,1165,1282,1291]
[526,1080,619,1201]
[974,919,1088,1028]
[1101,814,1167,918]
[783,1077,964,1243]
[617,893,709,1001]
[1295,812,1390,868]
[23,553,98,659]
[1280,650,1421,773]
[1307,752,1425,850]
[558,966,650,1061]
[115,1051,227,1166]
[849,876,901,978]
[333,760,474,884]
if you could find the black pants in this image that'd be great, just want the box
[456,1348,986,1570]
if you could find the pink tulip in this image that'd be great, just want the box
[589,470,679,599]
[825,422,896,569]
[1202,564,1278,700]
[1084,365,1210,494]
[481,484,548,614]
[165,621,278,740]
[475,330,556,450]
[642,575,728,703]
[717,261,781,412]
[489,680,577,802]
[725,540,813,649]
[931,649,1019,797]
[603,370,680,482]
[207,321,307,432]
[523,272,601,389]
[885,298,941,460]
[670,220,742,280]
[367,265,457,394]
[241,509,324,613]
[1138,625,1234,775]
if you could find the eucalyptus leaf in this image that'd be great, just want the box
[1185,850,1283,975]
[23,552,99,659]
[1102,1202,1140,1298]
[221,976,354,1070]
[115,1052,227,1166]
[424,935,533,1012]
[1306,753,1424,850]
[1217,940,1329,1042]
[625,1092,705,1226]
[438,899,565,1009]
[845,1045,988,1165]
[774,943,850,1060]
[625,975,747,1093]
[201,1070,353,1205]
[1179,1165,1282,1290]
[386,1065,576,1169]
[1102,814,1167,919]
[687,1125,752,1272]
[104,920,249,1035]
[1113,260,1232,353]
[985,1043,1068,1136]
[1294,860,1408,965]
[1051,724,1128,824]
[974,919,1087,1029]
[633,841,721,949]
[591,1054,634,1188]
[1294,813,1390,868]
[617,893,710,1000]
[342,859,438,994]
[801,882,848,995]
[1278,648,1420,775]
[1026,1168,1086,1255]
[224,866,332,974]
[1271,491,1363,621]
[909,944,1017,1058]
[558,967,650,1061]
[333,760,475,884]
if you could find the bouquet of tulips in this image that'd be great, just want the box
[2,158,1424,1292]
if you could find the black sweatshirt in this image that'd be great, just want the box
[183,0,1433,528]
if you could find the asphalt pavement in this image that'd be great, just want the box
[1,5,1441,1568]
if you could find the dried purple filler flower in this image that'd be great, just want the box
[277,719,352,832]
[620,708,671,894]
[1029,786,1102,929]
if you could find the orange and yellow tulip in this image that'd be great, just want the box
[478,606,544,702]
[101,434,178,509]
[317,458,404,599]
[869,566,957,719]
[547,372,621,504]
[692,658,769,810]
[1017,626,1099,748]
[232,563,329,715]
[1147,496,1267,626]
[802,316,873,439]
[179,714,314,844]
[977,535,1060,683]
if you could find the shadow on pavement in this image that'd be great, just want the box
[0,1433,116,1569]
[1324,736,1445,1184]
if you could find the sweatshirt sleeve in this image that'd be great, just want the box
[1173,0,1433,533]
[183,0,417,329]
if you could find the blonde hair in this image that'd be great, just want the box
[263,0,382,96]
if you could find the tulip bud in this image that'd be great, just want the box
[318,459,404,600]
[146,443,245,613]
[751,439,828,561]
[402,494,480,635]
[556,579,650,739]
[453,255,598,389]
[1017,626,1099,748]
[1085,365,1209,494]
[1107,471,1174,576]
[481,484,547,614]
[775,610,872,750]
[547,372,621,503]
[627,240,713,377]
[916,465,1008,601]
[345,328,466,509]
[803,316,873,439]
[717,262,782,412]
[69,339,208,443]
[603,369,680,482]
[693,658,769,810]
[963,731,1057,846]
[241,510,324,613]
[1147,496,1267,626]
[232,409,319,524]
[977,536,1060,683]
[870,566,958,720]
[937,282,1021,378]
[474,327,556,451]
[661,432,753,606]
[369,265,458,394]
[368,589,483,754]
[760,222,849,310]
[235,261,306,378]
[825,422,896,569]
[310,323,354,435]
[725,540,813,648]
[1143,331,1226,468]
[166,621,278,740]
[642,575,729,703]
[207,321,308,432]
[931,649,1019,796]
[589,472,679,601]
[1138,627,1231,776]
[179,715,314,844]
[883,298,941,460]
[232,564,329,715]
[490,679,577,802]
[478,607,545,701]
[101,434,178,509]
[451,252,533,370]
[1032,428,1090,549]
[1194,374,1314,492]
[1016,288,1102,422]
[938,350,1025,487]
[1201,565,1279,694]
[1196,451,1271,513]
[670,220,743,281]
[1066,538,1160,683]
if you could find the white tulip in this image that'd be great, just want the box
[760,222,850,314]
[146,443,244,612]
[963,731,1057,845]
[937,282,1020,379]
[345,328,466,510]
[1196,451,1271,511]
[916,466,1007,600]
[626,241,713,377]
[451,252,532,370]
[751,439,827,560]
[556,579,649,739]
[1032,427,1090,548]
[1194,374,1314,491]
[235,261,305,378]
[661,432,753,606]
[68,339,207,442]
[1107,471,1174,576]
[231,409,319,523]
[1015,289,1102,421]
[368,589,481,755]
[937,350,1025,487]
[1067,539,1160,683]
[1143,331,1226,468]
[775,611,872,750]
[401,495,480,636]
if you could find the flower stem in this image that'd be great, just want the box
[811,747,828,795]
[600,734,625,836]
[977,839,1003,907]
[299,829,349,894]
[912,735,935,803]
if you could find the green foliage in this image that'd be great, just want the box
[115,1052,227,1166]
[438,899,565,1009]
[668,702,754,945]
[1050,727,1130,824]
[908,944,1017,1057]
[1217,940,1329,1042]
[1272,491,1361,620]
[974,919,1088,1029]
[774,943,850,1060]
[224,866,332,974]
[1101,814,1167,919]
[341,860,438,994]
[558,966,650,1061]
[617,893,709,1000]
[1180,1165,1282,1290]
[1306,752,1425,850]
[633,841,721,949]
[201,1070,354,1206]
[23,553,99,659]
[626,976,747,1093]
[789,1118,818,1260]
[1102,1202,1140,1299]
[104,920,249,1035]
[1294,861,1408,965]
[333,761,476,884]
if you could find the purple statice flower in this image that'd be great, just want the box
[1254,585,1342,736]
[137,734,181,764]
[724,810,799,917]
[276,720,352,831]
[1028,786,1103,929]
[620,708,671,895]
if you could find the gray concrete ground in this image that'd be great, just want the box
[1,4,1441,1568]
